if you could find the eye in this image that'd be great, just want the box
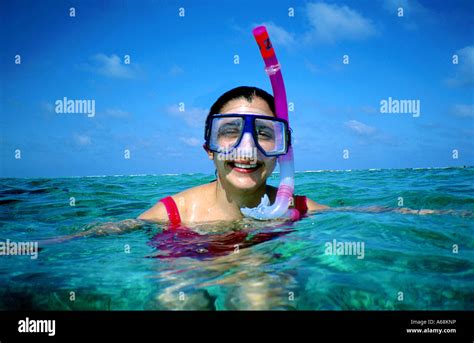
[257,127,274,139]
[218,124,240,136]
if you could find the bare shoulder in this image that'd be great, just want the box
[305,197,329,211]
[137,198,168,223]
[137,182,216,223]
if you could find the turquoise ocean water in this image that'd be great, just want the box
[0,167,473,310]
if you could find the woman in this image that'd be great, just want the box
[138,86,327,226]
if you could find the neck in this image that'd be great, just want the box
[215,177,267,217]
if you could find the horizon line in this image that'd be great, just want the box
[0,165,472,180]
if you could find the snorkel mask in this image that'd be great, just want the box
[238,26,300,221]
[204,113,291,157]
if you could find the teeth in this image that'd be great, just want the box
[234,162,257,169]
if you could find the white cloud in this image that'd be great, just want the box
[179,137,201,147]
[73,133,92,146]
[253,22,296,49]
[383,0,431,17]
[446,46,474,88]
[86,54,138,79]
[383,0,435,30]
[305,2,377,44]
[451,104,474,118]
[235,3,377,50]
[344,120,377,135]
[166,105,208,128]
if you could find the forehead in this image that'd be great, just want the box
[220,97,274,117]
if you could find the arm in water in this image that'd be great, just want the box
[310,205,470,216]
[39,219,151,245]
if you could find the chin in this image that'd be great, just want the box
[226,171,266,191]
[230,178,260,191]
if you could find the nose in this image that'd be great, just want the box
[238,132,257,150]
[235,132,258,160]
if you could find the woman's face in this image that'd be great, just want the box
[208,97,277,192]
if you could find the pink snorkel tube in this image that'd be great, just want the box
[240,26,300,221]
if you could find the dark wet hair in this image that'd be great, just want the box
[208,86,275,117]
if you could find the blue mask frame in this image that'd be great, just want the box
[204,113,291,157]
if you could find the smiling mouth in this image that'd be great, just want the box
[226,161,263,174]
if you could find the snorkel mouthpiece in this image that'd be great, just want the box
[240,26,300,221]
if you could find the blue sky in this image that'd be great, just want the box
[1,0,473,177]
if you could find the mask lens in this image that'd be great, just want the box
[209,117,244,152]
[255,118,286,155]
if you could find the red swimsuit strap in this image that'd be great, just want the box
[294,195,308,216]
[159,196,182,228]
